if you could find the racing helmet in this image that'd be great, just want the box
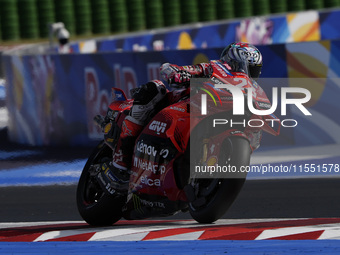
[220,42,263,79]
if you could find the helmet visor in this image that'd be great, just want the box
[224,46,252,78]
[229,53,251,78]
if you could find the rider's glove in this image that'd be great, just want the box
[160,63,192,86]
[172,70,192,86]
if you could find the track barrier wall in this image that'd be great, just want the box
[2,7,340,147]
[3,40,340,147]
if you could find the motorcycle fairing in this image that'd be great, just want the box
[113,63,280,219]
[124,100,191,218]
[108,99,133,112]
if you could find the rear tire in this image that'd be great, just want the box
[76,141,126,226]
[189,137,251,223]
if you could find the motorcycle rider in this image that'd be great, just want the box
[110,42,263,189]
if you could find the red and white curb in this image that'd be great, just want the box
[1,218,340,242]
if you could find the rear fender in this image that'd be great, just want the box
[108,99,133,112]
[112,87,128,101]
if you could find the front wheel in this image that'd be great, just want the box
[189,137,251,223]
[76,141,126,226]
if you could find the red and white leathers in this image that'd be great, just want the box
[112,60,231,171]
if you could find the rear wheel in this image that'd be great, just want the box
[188,137,251,223]
[76,141,126,226]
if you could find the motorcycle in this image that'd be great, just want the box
[76,61,280,226]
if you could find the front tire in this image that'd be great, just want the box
[76,141,126,226]
[189,137,251,223]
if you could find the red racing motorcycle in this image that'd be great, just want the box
[76,61,280,226]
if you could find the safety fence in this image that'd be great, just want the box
[0,0,339,41]
[69,7,340,53]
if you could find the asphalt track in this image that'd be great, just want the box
[2,111,340,254]
[1,126,340,222]
[1,178,340,222]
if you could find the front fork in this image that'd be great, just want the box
[93,113,121,151]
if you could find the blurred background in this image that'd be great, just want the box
[1,0,340,156]
[0,0,339,160]
[0,0,335,41]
